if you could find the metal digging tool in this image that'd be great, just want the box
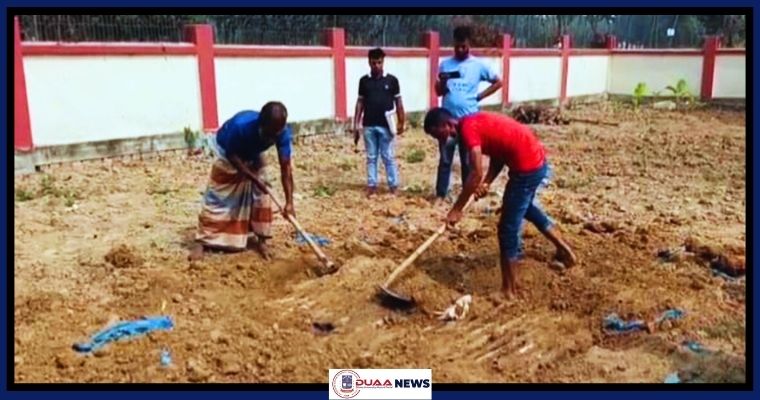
[265,189,338,274]
[378,198,475,310]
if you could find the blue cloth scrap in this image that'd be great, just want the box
[602,313,647,334]
[73,315,174,353]
[712,268,740,281]
[664,372,681,384]
[295,232,330,247]
[160,349,172,367]
[682,340,711,355]
[655,308,685,324]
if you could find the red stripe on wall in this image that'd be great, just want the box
[14,17,33,151]
[501,34,511,106]
[326,28,347,121]
[570,49,610,56]
[510,49,562,57]
[559,35,570,105]
[611,50,702,56]
[215,46,332,58]
[345,47,428,57]
[716,48,746,55]
[423,31,440,109]
[700,36,720,101]
[22,43,196,56]
[185,25,219,132]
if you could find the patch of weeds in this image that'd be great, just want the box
[701,168,728,183]
[15,188,35,202]
[63,191,79,207]
[183,126,202,148]
[665,78,696,108]
[35,174,82,206]
[313,183,336,198]
[338,159,355,171]
[405,148,426,164]
[632,82,648,109]
[148,186,177,196]
[147,179,178,196]
[703,319,744,340]
[404,184,426,194]
[39,174,60,197]
[554,175,592,189]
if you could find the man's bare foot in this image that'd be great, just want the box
[431,197,446,207]
[253,240,273,260]
[555,245,578,268]
[366,187,377,198]
[188,243,204,261]
[501,286,518,301]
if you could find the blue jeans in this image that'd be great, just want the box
[364,126,399,189]
[436,134,470,198]
[498,162,554,261]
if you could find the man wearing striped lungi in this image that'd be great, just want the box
[189,101,295,261]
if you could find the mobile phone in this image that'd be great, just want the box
[439,71,461,80]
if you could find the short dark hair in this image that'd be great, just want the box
[368,47,385,60]
[259,101,288,128]
[423,107,454,135]
[453,26,472,43]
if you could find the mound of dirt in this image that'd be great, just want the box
[511,105,569,125]
[104,244,144,269]
[684,236,746,277]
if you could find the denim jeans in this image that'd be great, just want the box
[498,162,554,261]
[435,134,471,198]
[363,126,399,189]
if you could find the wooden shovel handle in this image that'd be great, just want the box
[265,188,334,268]
[382,197,476,287]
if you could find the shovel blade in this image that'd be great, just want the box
[377,285,416,310]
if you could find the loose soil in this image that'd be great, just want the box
[14,102,746,383]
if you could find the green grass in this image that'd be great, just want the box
[338,159,355,171]
[405,148,426,164]
[703,319,744,340]
[40,174,59,196]
[15,188,35,202]
[403,184,426,194]
[313,184,336,198]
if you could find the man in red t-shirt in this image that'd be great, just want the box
[423,108,577,298]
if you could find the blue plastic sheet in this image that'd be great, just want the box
[72,315,174,353]
[295,232,330,247]
[655,308,685,324]
[664,372,681,383]
[603,308,684,334]
[602,313,647,334]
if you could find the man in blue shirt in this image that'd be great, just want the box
[189,101,295,261]
[434,26,502,204]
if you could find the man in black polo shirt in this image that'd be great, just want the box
[352,47,405,197]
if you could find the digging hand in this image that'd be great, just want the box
[283,202,296,219]
[474,183,490,199]
[445,209,463,227]
[352,128,361,147]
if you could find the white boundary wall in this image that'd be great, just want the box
[24,55,202,146]
[609,55,703,95]
[20,49,745,148]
